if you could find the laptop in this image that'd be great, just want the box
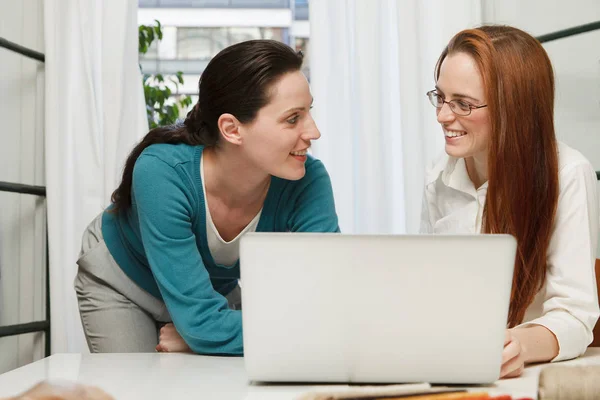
[240,233,516,384]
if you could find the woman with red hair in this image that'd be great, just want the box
[421,25,599,378]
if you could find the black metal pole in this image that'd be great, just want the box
[45,224,51,357]
[537,20,600,43]
[0,183,50,355]
[0,37,45,62]
[0,181,46,197]
[0,321,50,338]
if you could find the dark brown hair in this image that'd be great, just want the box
[111,40,303,213]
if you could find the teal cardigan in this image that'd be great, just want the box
[102,143,339,355]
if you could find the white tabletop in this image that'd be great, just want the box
[1,349,599,400]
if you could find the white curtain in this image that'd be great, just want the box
[309,0,482,234]
[44,0,148,353]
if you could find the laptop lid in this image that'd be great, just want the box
[240,233,516,384]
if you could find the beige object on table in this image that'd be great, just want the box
[538,365,600,400]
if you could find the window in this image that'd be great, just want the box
[176,27,285,59]
[177,28,228,59]
[295,37,310,80]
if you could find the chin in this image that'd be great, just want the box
[445,144,469,159]
[275,166,306,181]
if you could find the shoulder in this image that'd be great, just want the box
[557,141,594,176]
[139,143,201,169]
[133,143,202,197]
[303,154,330,180]
[555,141,597,198]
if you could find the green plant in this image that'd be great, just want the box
[139,20,193,129]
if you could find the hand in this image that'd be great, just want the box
[156,323,192,353]
[4,381,113,400]
[500,329,525,379]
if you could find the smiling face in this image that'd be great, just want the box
[435,52,491,162]
[239,70,320,181]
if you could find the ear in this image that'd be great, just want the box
[217,113,243,146]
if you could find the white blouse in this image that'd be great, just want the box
[420,141,600,361]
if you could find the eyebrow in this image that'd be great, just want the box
[282,97,314,114]
[435,85,482,104]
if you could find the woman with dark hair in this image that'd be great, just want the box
[74,40,339,355]
[421,25,599,378]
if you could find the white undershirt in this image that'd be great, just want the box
[201,155,262,266]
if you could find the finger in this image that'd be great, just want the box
[502,363,525,379]
[500,353,524,378]
[504,330,511,345]
[157,343,169,352]
[502,340,520,364]
[161,325,176,339]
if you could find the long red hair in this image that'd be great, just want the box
[435,25,559,327]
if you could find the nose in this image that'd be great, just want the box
[302,115,321,141]
[436,102,455,124]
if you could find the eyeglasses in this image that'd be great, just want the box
[426,90,487,116]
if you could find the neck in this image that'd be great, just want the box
[465,153,488,189]
[202,145,270,208]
